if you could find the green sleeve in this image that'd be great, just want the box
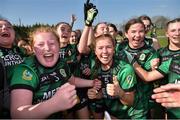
[143,51,159,70]
[10,64,38,91]
[157,58,172,76]
[117,64,137,92]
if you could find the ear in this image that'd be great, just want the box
[165,31,169,38]
[125,32,128,38]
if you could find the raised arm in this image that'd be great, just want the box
[78,1,98,54]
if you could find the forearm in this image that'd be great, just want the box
[11,99,57,119]
[87,27,95,47]
[118,89,134,106]
[78,26,91,54]
[69,76,93,88]
[134,62,164,82]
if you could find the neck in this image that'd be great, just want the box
[101,60,113,71]
[60,42,68,48]
[169,43,180,51]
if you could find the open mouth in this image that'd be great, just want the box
[62,35,68,39]
[0,33,10,37]
[44,53,53,58]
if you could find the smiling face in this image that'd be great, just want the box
[166,21,180,48]
[0,19,15,48]
[94,23,109,37]
[94,34,115,70]
[56,23,71,45]
[125,23,145,49]
[33,31,60,67]
[70,31,78,44]
[142,19,151,33]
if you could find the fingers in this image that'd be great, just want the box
[86,0,90,5]
[106,84,115,96]
[152,92,169,99]
[82,68,91,76]
[153,87,166,93]
[113,76,118,85]
[87,88,98,99]
[59,83,75,92]
[160,84,180,91]
[150,58,160,69]
[93,79,101,90]
[152,93,175,108]
[161,102,177,108]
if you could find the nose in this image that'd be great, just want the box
[102,47,107,53]
[175,29,180,35]
[44,44,50,51]
[104,28,109,34]
[0,25,7,30]
[135,32,141,37]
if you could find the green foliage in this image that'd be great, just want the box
[13,23,52,43]
[147,28,168,47]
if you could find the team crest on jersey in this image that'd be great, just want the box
[22,70,32,80]
[59,69,67,77]
[126,75,133,84]
[68,50,72,56]
[139,53,146,61]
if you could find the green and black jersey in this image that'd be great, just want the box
[59,44,79,73]
[0,45,27,116]
[72,53,93,111]
[144,37,153,48]
[157,47,180,119]
[116,41,159,119]
[10,55,71,105]
[90,55,137,118]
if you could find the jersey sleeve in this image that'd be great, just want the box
[10,64,38,92]
[117,64,137,92]
[143,50,159,70]
[156,58,172,76]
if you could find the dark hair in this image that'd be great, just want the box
[124,18,145,33]
[94,22,108,33]
[0,18,13,26]
[165,18,180,31]
[138,15,152,25]
[55,22,72,31]
[108,23,118,32]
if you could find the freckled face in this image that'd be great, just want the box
[33,32,60,67]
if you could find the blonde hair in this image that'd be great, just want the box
[93,34,116,49]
